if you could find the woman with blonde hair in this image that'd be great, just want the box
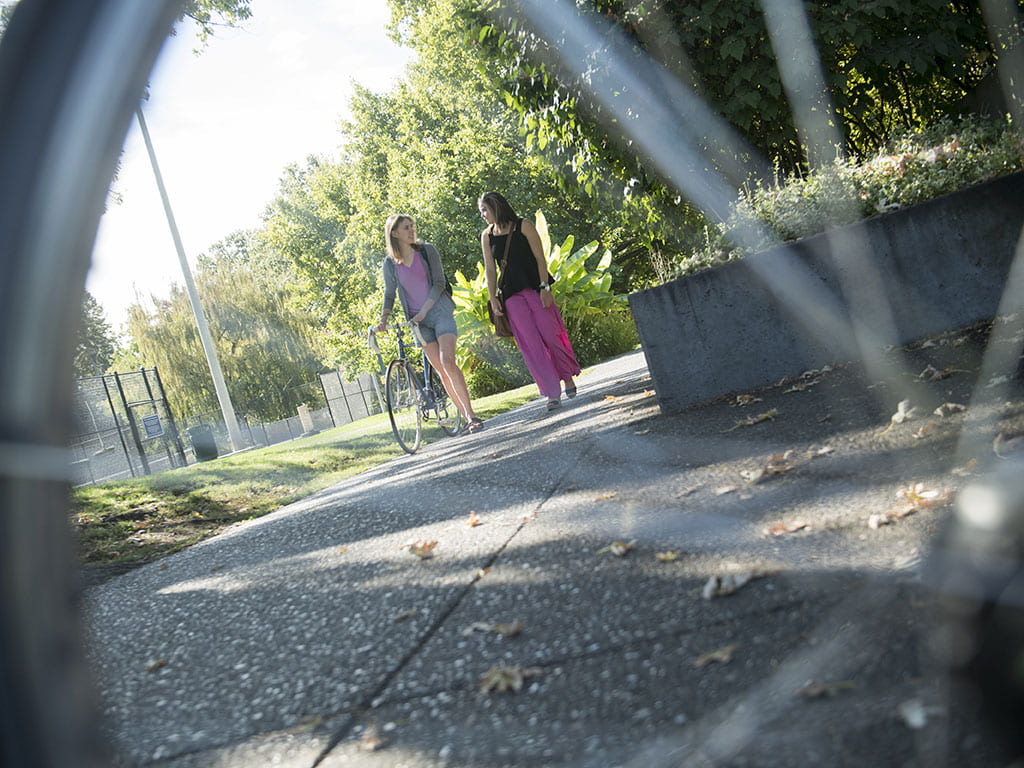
[479,191,580,411]
[376,214,483,433]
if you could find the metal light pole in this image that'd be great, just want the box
[135,105,245,453]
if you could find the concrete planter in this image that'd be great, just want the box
[628,171,1024,413]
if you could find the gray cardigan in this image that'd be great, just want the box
[381,243,448,320]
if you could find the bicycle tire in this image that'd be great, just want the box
[429,365,463,436]
[0,1,183,766]
[385,359,422,454]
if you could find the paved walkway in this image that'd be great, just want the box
[84,339,1019,767]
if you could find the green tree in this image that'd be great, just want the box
[125,232,326,422]
[74,292,116,377]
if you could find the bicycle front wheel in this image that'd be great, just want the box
[429,366,463,436]
[385,359,422,454]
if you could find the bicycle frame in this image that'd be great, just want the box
[368,323,461,453]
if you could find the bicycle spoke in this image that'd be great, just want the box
[385,360,422,453]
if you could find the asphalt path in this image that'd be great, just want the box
[84,333,1022,767]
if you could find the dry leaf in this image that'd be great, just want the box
[934,402,966,417]
[409,540,438,559]
[604,395,619,402]
[478,665,542,694]
[393,610,416,622]
[714,485,738,496]
[597,539,635,557]
[764,520,808,536]
[473,567,491,580]
[897,698,943,729]
[951,458,978,476]
[337,546,349,554]
[702,569,766,599]
[890,400,919,424]
[594,492,617,502]
[467,511,482,527]
[895,482,951,514]
[912,424,936,439]
[868,513,892,529]
[795,679,856,698]
[694,642,739,668]
[642,389,655,397]
[493,620,524,638]
[655,550,681,562]
[723,409,778,432]
[462,621,495,636]
[146,659,168,672]
[732,394,762,406]
[918,364,954,381]
[359,719,384,752]
[994,432,1024,457]
[676,484,703,498]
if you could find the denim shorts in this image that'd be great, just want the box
[414,295,458,345]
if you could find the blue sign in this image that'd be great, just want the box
[142,414,164,438]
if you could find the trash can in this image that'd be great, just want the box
[187,424,218,462]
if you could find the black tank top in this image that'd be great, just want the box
[490,219,540,297]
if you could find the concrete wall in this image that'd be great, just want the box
[628,171,1024,413]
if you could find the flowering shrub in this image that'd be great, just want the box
[679,116,1024,276]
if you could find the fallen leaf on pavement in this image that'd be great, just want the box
[694,642,739,668]
[643,389,656,397]
[493,620,524,638]
[594,492,617,501]
[702,569,767,599]
[655,550,681,562]
[714,485,738,496]
[604,395,619,402]
[764,520,808,536]
[891,400,919,424]
[676,484,703,498]
[994,432,1024,457]
[359,719,385,752]
[596,539,635,556]
[732,394,762,406]
[146,659,168,672]
[896,482,952,513]
[912,424,936,439]
[951,458,978,476]
[409,540,438,559]
[467,511,482,527]
[723,409,778,432]
[393,610,416,622]
[462,621,496,636]
[795,679,856,698]
[898,698,944,729]
[478,665,542,694]
[934,402,966,417]
[918,364,959,381]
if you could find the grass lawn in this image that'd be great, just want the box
[72,384,540,566]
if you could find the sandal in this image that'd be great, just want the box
[460,417,484,435]
[564,382,577,399]
[547,398,561,411]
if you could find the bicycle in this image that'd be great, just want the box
[368,322,464,454]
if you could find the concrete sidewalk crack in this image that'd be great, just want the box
[310,446,590,765]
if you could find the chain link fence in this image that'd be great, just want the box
[70,368,384,486]
[70,368,187,486]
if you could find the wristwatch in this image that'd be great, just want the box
[538,281,550,290]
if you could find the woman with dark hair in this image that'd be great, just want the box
[377,213,483,433]
[478,191,580,411]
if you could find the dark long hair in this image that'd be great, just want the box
[478,191,518,230]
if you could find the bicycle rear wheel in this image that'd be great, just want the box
[429,366,463,436]
[385,359,422,454]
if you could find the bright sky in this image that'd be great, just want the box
[87,0,413,330]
